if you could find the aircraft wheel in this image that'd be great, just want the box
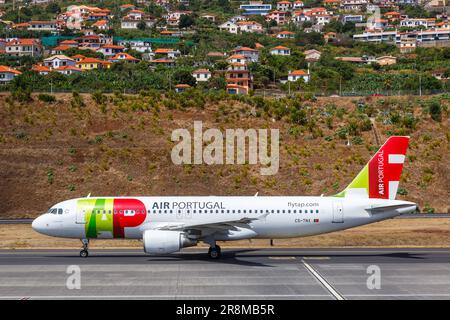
[208,246,221,259]
[80,250,89,258]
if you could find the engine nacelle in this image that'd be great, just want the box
[143,230,197,255]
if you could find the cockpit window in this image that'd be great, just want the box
[48,208,57,214]
[58,209,63,215]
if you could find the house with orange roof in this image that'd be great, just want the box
[275,30,295,39]
[192,69,212,82]
[5,38,42,57]
[87,12,110,22]
[0,65,21,83]
[226,84,249,95]
[227,54,248,65]
[27,21,58,32]
[51,45,72,55]
[293,1,304,9]
[236,21,263,33]
[174,84,191,93]
[59,40,78,47]
[324,31,337,42]
[76,57,112,70]
[31,65,51,75]
[92,20,110,30]
[13,23,31,30]
[149,59,176,67]
[71,54,86,62]
[53,65,82,75]
[226,61,252,95]
[108,52,140,63]
[98,44,125,57]
[265,10,290,25]
[43,55,76,69]
[288,70,309,83]
[154,48,181,59]
[120,4,136,11]
[270,45,291,56]
[384,11,401,21]
[232,47,259,62]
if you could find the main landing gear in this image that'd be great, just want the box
[80,239,89,258]
[208,245,221,259]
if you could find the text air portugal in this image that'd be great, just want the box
[368,136,409,199]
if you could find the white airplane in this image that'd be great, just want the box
[32,136,416,259]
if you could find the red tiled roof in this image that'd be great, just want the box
[289,70,307,75]
[0,65,21,74]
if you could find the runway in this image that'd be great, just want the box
[0,248,450,300]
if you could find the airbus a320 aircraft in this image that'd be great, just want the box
[32,136,416,259]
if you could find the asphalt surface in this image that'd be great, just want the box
[0,248,450,300]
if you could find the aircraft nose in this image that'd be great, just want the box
[32,215,47,234]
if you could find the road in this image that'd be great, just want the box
[0,248,450,300]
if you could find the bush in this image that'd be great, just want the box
[37,93,56,103]
[428,99,442,122]
[12,87,32,102]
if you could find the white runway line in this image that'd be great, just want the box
[302,260,345,300]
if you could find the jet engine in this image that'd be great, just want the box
[143,230,197,255]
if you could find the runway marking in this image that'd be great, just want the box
[302,260,345,301]
[302,257,330,260]
[269,256,296,260]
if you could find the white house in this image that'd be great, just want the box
[192,69,212,82]
[277,1,292,11]
[304,49,321,62]
[288,70,310,83]
[236,21,263,33]
[270,45,291,56]
[293,1,304,9]
[53,66,82,75]
[43,55,76,69]
[0,65,21,84]
[219,21,239,34]
[227,54,248,65]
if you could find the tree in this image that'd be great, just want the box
[179,15,195,29]
[137,21,147,31]
[172,69,196,87]
[295,32,324,46]
[46,3,61,14]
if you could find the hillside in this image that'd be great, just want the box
[0,92,448,218]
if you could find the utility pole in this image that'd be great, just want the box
[419,72,422,96]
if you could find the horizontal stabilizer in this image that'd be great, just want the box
[365,202,417,214]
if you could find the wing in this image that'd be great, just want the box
[154,213,269,232]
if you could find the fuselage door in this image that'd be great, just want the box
[76,209,86,224]
[332,201,344,223]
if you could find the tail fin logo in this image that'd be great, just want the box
[335,136,409,199]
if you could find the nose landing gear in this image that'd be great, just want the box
[80,239,89,258]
